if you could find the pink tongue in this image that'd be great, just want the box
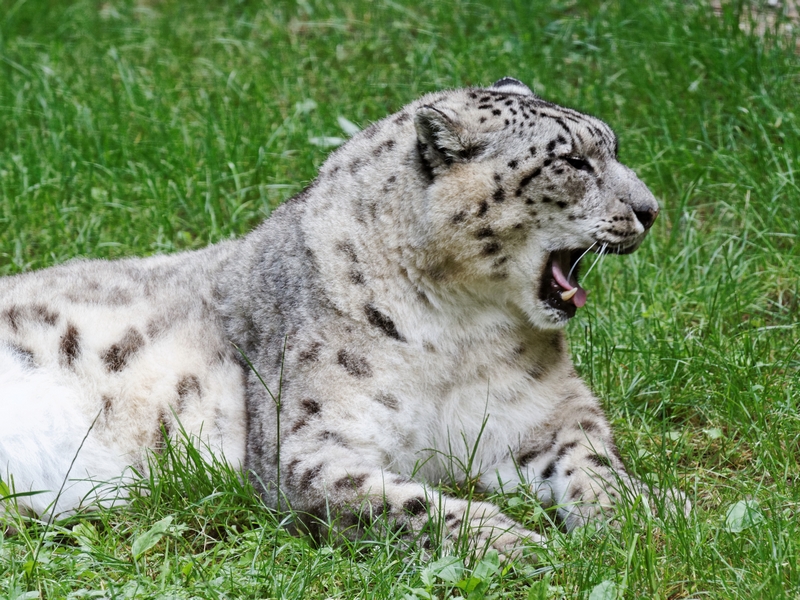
[552,252,587,308]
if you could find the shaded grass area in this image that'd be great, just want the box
[1,0,798,597]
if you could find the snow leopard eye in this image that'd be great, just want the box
[564,156,594,174]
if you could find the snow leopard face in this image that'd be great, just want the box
[414,78,659,329]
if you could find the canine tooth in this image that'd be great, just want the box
[561,287,578,301]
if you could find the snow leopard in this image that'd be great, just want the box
[0,77,688,558]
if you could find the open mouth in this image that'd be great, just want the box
[538,243,638,318]
[539,249,588,318]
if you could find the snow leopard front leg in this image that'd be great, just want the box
[273,429,544,559]
[245,387,543,559]
[490,395,690,531]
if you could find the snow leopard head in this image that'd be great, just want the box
[412,77,659,329]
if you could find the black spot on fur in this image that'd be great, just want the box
[578,420,601,433]
[373,139,396,156]
[9,344,35,367]
[542,196,553,203]
[507,160,518,169]
[362,123,379,139]
[587,454,613,469]
[300,464,323,489]
[403,497,428,516]
[31,305,58,326]
[492,109,501,116]
[334,473,368,491]
[394,112,410,124]
[451,210,467,224]
[493,256,508,267]
[299,342,322,363]
[529,146,537,156]
[101,327,145,372]
[176,375,202,409]
[543,158,553,167]
[284,459,301,484]
[291,418,308,433]
[570,485,583,500]
[477,200,489,217]
[516,168,542,196]
[374,392,400,410]
[518,431,558,466]
[349,158,364,174]
[59,324,80,367]
[556,200,568,208]
[301,398,321,415]
[541,460,557,480]
[482,241,501,256]
[337,349,372,378]
[476,226,494,239]
[101,395,113,416]
[3,306,21,332]
[336,241,359,263]
[492,187,505,203]
[546,140,556,152]
[555,441,578,461]
[365,304,405,341]
[350,269,366,285]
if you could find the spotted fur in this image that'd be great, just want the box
[0,78,688,556]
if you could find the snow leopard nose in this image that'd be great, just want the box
[632,205,658,230]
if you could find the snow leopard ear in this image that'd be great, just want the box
[414,105,483,170]
[490,77,535,96]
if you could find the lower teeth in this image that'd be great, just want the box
[560,287,578,301]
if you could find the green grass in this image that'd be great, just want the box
[1,0,799,597]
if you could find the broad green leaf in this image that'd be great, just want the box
[131,515,173,558]
[724,500,764,533]
[429,555,464,584]
[588,580,618,600]
[71,522,98,550]
[472,550,500,580]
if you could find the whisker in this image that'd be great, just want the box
[567,242,597,283]
[581,242,607,281]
